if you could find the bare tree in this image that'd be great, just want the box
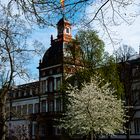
[2,0,138,49]
[4,0,137,27]
[114,44,136,62]
[0,5,43,140]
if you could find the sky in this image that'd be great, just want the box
[27,14,140,83]
[4,0,139,84]
[104,16,140,54]
[85,0,140,54]
[29,0,140,53]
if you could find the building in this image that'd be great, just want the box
[7,18,140,140]
[106,55,140,140]
[120,56,140,140]
[7,18,82,140]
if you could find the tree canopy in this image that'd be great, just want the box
[60,76,126,139]
[63,30,124,98]
[76,30,105,68]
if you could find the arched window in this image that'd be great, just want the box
[65,27,70,34]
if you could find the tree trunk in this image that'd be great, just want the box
[91,131,96,140]
[1,94,7,140]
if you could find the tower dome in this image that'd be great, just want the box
[38,18,72,69]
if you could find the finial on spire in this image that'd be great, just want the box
[51,35,53,45]
[60,0,65,18]
[51,35,53,41]
[60,0,64,8]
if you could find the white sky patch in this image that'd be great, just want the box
[109,16,140,53]
[85,0,140,54]
[103,16,140,54]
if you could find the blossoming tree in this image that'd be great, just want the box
[60,75,126,140]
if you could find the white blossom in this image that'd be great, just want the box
[60,75,126,137]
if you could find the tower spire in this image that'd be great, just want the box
[57,18,72,42]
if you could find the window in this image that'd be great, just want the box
[35,87,39,94]
[40,125,46,136]
[28,104,33,114]
[134,119,140,134]
[56,77,61,91]
[55,127,61,135]
[132,85,140,105]
[33,123,38,136]
[24,90,27,96]
[32,88,35,95]
[15,91,18,98]
[22,105,27,115]
[34,103,39,113]
[41,100,46,112]
[42,71,46,76]
[26,88,30,96]
[29,89,32,96]
[17,105,21,115]
[133,92,138,105]
[56,68,60,73]
[49,70,53,75]
[49,101,54,112]
[48,79,53,92]
[56,98,61,112]
[21,90,24,97]
[66,27,70,34]
[18,91,21,97]
[132,68,137,77]
[13,92,16,98]
[132,67,140,78]
[42,80,47,93]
